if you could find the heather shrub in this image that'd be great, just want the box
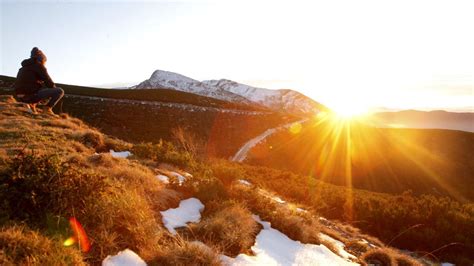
[0,225,85,265]
[132,141,195,168]
[0,152,107,223]
[207,159,246,185]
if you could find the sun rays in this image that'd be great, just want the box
[258,112,469,220]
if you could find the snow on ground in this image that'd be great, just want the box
[156,174,169,184]
[109,150,132,158]
[102,249,146,266]
[359,239,376,248]
[170,171,186,185]
[160,198,204,235]
[183,172,193,178]
[272,196,286,204]
[319,233,357,260]
[232,119,308,162]
[238,179,252,186]
[221,215,359,266]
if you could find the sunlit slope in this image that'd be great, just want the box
[246,117,474,201]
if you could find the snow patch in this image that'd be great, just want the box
[156,174,169,184]
[160,198,204,235]
[272,196,286,204]
[296,207,307,213]
[222,215,358,266]
[232,119,307,162]
[110,150,132,158]
[319,233,356,260]
[183,172,193,178]
[170,171,186,185]
[238,179,252,186]
[102,249,146,266]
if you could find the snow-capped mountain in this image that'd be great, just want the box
[132,70,326,115]
[132,70,253,105]
[203,79,325,115]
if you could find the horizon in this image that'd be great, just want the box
[1,0,473,113]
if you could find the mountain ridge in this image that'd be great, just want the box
[131,70,326,115]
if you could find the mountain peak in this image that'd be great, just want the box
[132,70,253,104]
[133,69,327,115]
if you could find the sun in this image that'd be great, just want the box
[329,102,369,119]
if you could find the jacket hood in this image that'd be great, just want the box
[21,58,37,67]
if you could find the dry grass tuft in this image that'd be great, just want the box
[77,130,106,151]
[82,183,165,263]
[361,248,395,266]
[395,254,423,266]
[190,201,259,256]
[156,239,222,266]
[0,225,85,265]
[345,240,369,257]
[230,185,321,245]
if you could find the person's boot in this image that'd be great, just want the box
[42,105,57,116]
[26,103,38,114]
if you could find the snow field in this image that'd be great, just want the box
[221,215,359,266]
[102,249,146,266]
[109,149,132,158]
[160,198,205,235]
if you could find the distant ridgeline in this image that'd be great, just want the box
[0,75,294,158]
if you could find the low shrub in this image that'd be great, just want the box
[0,225,85,265]
[0,152,107,223]
[132,141,195,168]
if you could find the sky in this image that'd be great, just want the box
[1,0,473,112]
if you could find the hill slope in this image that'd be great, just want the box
[369,110,474,132]
[2,95,465,264]
[244,116,474,202]
[0,75,291,158]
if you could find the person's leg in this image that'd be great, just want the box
[34,87,64,108]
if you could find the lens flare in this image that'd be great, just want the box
[63,236,76,247]
[289,122,302,135]
[65,217,90,252]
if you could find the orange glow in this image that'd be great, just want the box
[289,122,303,135]
[67,217,90,252]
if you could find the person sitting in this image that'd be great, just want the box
[14,47,64,115]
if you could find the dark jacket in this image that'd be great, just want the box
[14,58,55,95]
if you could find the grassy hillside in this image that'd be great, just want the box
[0,75,294,158]
[246,116,474,202]
[1,95,464,264]
[0,75,265,111]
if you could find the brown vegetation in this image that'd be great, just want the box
[0,96,463,265]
